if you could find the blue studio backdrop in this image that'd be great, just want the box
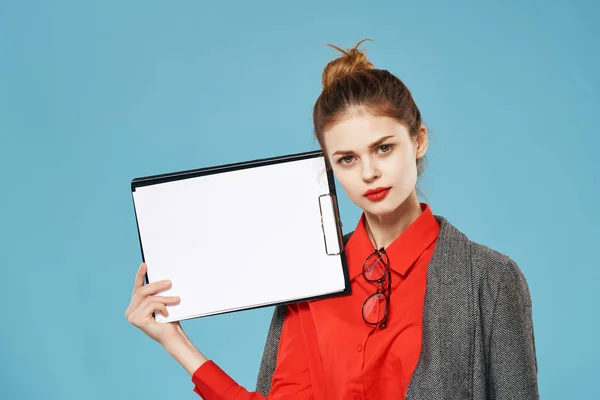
[1,1,598,399]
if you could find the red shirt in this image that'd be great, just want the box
[193,202,440,399]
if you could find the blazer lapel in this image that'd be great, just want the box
[405,215,474,399]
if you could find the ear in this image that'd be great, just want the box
[415,124,428,159]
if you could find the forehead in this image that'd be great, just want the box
[323,114,409,152]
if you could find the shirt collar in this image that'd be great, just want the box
[345,202,440,281]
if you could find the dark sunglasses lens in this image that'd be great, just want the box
[362,292,387,325]
[363,252,389,281]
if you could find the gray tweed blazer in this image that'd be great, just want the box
[255,215,539,399]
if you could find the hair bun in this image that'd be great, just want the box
[321,39,374,90]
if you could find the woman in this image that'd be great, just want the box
[125,40,539,399]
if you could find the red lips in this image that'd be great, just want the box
[363,187,391,201]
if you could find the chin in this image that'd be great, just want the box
[360,200,400,216]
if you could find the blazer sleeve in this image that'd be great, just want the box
[192,303,313,399]
[488,259,539,399]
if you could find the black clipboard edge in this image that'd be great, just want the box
[131,149,324,191]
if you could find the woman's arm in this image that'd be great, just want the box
[162,325,209,375]
[162,303,313,399]
[488,259,539,399]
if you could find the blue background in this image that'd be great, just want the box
[1,1,598,399]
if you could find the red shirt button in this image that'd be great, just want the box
[357,344,362,352]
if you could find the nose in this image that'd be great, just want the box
[361,159,381,182]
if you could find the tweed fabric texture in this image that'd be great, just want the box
[255,216,539,399]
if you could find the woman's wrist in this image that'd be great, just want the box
[162,331,209,376]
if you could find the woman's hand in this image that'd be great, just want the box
[125,262,182,346]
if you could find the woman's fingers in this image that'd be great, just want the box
[127,295,180,323]
[137,295,180,310]
[132,262,147,296]
[125,263,174,318]
[149,295,181,305]
[139,296,175,319]
[129,279,172,312]
[137,279,172,298]
[146,301,169,318]
[131,263,172,299]
[128,301,168,325]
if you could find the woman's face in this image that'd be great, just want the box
[323,112,427,217]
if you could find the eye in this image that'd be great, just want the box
[338,155,354,165]
[378,144,393,153]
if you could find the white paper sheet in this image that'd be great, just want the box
[131,154,348,322]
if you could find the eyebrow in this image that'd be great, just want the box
[332,135,396,156]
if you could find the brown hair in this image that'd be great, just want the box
[313,39,427,181]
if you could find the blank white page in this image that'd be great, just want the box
[131,155,348,323]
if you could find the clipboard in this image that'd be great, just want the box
[131,150,351,323]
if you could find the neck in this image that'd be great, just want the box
[364,191,423,249]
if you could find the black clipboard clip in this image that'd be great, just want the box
[318,193,344,256]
